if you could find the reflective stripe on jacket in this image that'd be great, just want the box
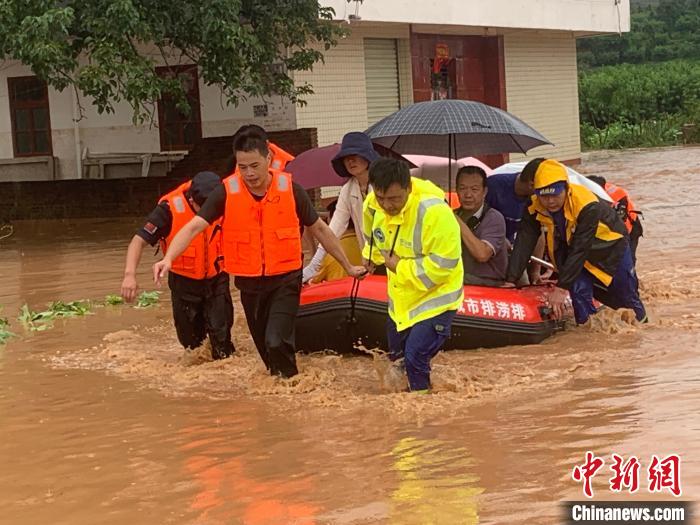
[160,181,223,280]
[222,171,302,277]
[362,177,464,331]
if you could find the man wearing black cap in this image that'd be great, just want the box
[121,171,235,361]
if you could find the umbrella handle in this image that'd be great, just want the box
[448,133,452,202]
[446,133,458,205]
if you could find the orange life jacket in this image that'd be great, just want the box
[222,171,302,277]
[268,142,294,171]
[446,191,460,209]
[605,182,639,233]
[159,181,223,280]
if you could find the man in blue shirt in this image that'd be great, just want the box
[485,158,543,244]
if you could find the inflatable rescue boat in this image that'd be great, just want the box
[296,276,564,353]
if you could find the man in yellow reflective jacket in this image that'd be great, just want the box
[506,159,647,324]
[362,158,464,392]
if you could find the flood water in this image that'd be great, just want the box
[1,147,699,524]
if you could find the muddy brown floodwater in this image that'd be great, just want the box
[1,147,699,524]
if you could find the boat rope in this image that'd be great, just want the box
[349,224,400,324]
[349,215,377,324]
[349,277,360,324]
[389,226,400,257]
[0,224,13,242]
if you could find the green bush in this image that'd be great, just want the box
[682,101,700,142]
[579,59,700,150]
[579,60,700,128]
[581,116,684,151]
[0,309,14,344]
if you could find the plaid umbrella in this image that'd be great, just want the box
[365,99,552,196]
[365,99,552,158]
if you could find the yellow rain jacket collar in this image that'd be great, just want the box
[529,183,624,286]
[363,178,464,331]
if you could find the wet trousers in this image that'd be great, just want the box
[570,245,646,325]
[387,310,456,391]
[630,219,643,265]
[239,272,302,378]
[170,272,235,359]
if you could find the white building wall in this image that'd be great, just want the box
[323,0,630,34]
[77,98,161,152]
[295,23,413,146]
[199,85,296,138]
[0,53,296,179]
[0,63,24,159]
[504,31,582,162]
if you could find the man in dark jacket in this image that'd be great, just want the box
[506,160,647,325]
[485,158,543,244]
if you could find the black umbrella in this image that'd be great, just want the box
[365,99,552,195]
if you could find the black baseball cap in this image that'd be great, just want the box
[188,171,221,206]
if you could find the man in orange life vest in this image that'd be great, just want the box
[223,124,294,175]
[588,175,643,263]
[237,124,295,171]
[153,128,367,378]
[121,171,235,360]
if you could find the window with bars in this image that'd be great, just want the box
[8,76,53,157]
[156,65,202,151]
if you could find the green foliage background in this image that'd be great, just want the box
[577,0,700,149]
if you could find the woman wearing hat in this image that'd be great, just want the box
[302,132,380,283]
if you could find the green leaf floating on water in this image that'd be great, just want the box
[46,301,92,317]
[18,301,93,331]
[135,291,161,308]
[18,304,43,325]
[0,309,15,344]
[14,291,160,335]
[104,294,125,306]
